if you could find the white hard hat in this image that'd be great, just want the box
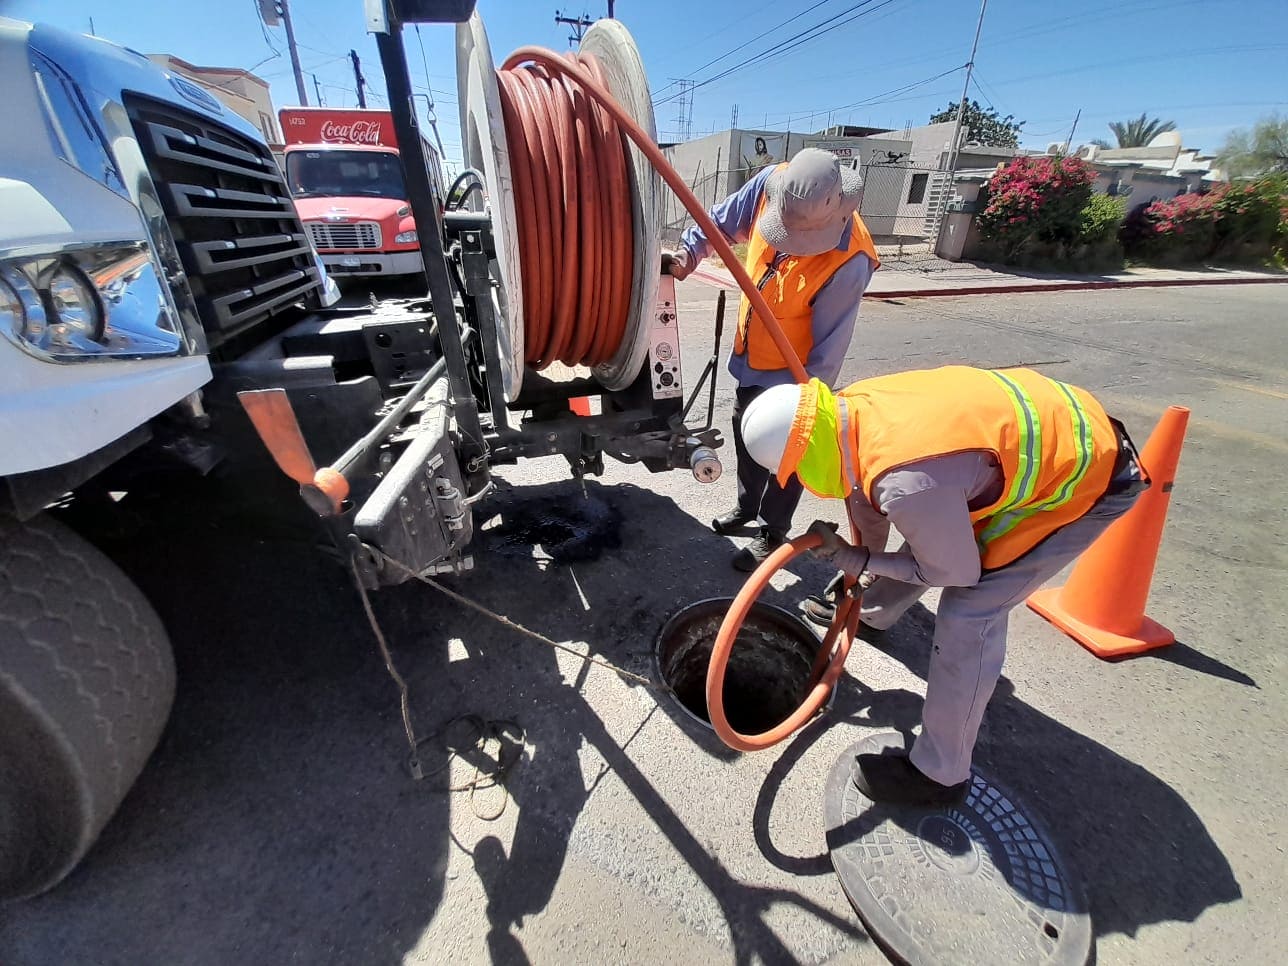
[741,383,803,474]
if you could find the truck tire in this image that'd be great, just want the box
[0,513,175,901]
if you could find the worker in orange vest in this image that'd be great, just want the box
[739,366,1149,804]
[667,149,880,571]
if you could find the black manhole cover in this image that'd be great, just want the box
[654,598,825,735]
[825,732,1092,966]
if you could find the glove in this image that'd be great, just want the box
[806,519,847,558]
[664,248,693,281]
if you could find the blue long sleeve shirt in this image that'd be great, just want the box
[679,167,876,388]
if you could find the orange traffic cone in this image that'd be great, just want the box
[569,396,592,417]
[1026,405,1190,659]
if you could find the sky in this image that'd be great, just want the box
[5,0,1286,166]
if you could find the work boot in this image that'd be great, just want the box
[732,527,784,572]
[801,594,839,627]
[853,749,968,807]
[712,508,756,535]
[800,596,888,646]
[801,571,847,628]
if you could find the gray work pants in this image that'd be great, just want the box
[860,489,1140,786]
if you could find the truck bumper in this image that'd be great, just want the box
[320,250,423,277]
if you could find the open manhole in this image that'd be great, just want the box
[654,597,823,735]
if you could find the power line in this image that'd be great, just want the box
[655,0,899,107]
[769,63,963,125]
[969,75,995,112]
[988,43,1288,89]
[665,0,782,61]
[686,0,836,78]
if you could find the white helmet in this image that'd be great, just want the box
[741,383,804,474]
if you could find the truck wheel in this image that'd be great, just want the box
[0,513,175,901]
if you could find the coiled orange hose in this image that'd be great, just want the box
[500,46,855,752]
[497,53,632,367]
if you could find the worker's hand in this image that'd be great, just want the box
[806,519,847,558]
[663,248,693,281]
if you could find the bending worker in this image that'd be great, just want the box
[667,149,879,571]
[738,366,1148,805]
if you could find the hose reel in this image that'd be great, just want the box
[456,15,661,399]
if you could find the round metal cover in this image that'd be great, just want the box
[825,732,1092,966]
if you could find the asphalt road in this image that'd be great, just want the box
[2,283,1284,965]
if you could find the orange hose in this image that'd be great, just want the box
[501,47,809,385]
[497,52,634,367]
[705,534,861,751]
[500,47,853,751]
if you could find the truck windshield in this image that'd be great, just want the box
[286,149,406,200]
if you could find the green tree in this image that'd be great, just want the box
[929,99,1023,148]
[1088,138,1112,149]
[1108,113,1177,148]
[1217,114,1288,177]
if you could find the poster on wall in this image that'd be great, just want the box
[739,133,786,181]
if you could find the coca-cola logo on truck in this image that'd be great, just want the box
[319,119,383,144]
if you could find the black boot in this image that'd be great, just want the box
[732,527,784,572]
[853,749,968,806]
[712,508,756,535]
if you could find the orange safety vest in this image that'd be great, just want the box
[735,164,880,372]
[835,366,1120,569]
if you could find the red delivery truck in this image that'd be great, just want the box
[279,107,445,278]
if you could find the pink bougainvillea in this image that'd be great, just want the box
[977,155,1097,256]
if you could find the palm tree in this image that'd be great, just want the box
[1108,114,1177,148]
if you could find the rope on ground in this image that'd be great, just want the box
[414,713,526,821]
[375,548,660,690]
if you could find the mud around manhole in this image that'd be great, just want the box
[655,598,822,736]
[483,490,622,564]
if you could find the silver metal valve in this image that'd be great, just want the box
[689,446,722,483]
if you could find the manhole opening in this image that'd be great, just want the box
[655,599,821,735]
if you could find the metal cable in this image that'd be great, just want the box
[375,549,658,689]
[350,558,424,776]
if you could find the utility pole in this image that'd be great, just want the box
[277,0,309,106]
[554,10,595,47]
[933,0,987,253]
[258,0,307,105]
[1065,108,1082,153]
[312,73,324,106]
[350,49,368,108]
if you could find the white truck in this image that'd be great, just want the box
[0,6,721,900]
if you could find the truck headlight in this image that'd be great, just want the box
[1,243,181,363]
[394,230,418,244]
[47,264,105,346]
[0,277,26,339]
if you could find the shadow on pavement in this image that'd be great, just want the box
[1130,639,1258,688]
[441,477,866,962]
[753,605,1244,940]
[0,472,879,965]
[3,473,455,966]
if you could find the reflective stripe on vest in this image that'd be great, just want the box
[977,371,1097,548]
[836,396,857,492]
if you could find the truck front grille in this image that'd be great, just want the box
[306,221,383,250]
[124,94,321,346]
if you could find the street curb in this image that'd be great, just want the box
[687,267,1288,299]
[868,275,1288,300]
